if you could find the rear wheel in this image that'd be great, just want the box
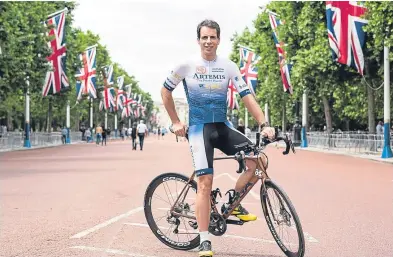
[144,173,200,251]
[261,179,305,257]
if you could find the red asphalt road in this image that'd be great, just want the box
[1,135,392,257]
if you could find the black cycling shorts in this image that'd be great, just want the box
[188,121,253,177]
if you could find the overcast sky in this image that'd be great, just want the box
[73,0,269,102]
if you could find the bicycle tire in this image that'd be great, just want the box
[261,179,305,257]
[144,172,200,251]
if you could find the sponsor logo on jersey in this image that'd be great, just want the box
[211,67,224,73]
[193,74,226,81]
[238,83,247,89]
[171,71,182,80]
[196,66,207,74]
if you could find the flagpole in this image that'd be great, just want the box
[301,91,308,148]
[245,108,248,131]
[85,44,98,51]
[382,44,393,158]
[105,111,108,128]
[24,77,31,148]
[89,97,93,129]
[66,100,71,144]
[47,8,68,19]
[264,103,269,124]
[237,44,255,52]
[114,113,118,138]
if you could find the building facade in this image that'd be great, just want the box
[155,97,189,129]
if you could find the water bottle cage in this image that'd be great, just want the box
[211,188,222,204]
[225,189,240,205]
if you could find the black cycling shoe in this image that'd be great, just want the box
[198,240,213,257]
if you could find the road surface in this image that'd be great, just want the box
[1,135,392,257]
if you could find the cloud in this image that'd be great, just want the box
[73,0,268,102]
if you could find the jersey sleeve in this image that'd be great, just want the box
[163,64,189,92]
[228,61,251,98]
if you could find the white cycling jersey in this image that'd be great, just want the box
[163,55,251,126]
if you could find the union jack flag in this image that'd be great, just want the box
[117,75,124,89]
[268,11,293,94]
[103,64,114,85]
[42,9,69,97]
[115,88,125,111]
[75,46,97,100]
[326,1,368,75]
[132,94,141,118]
[141,103,146,117]
[227,80,239,110]
[100,87,116,111]
[121,94,133,119]
[239,47,261,97]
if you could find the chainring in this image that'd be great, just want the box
[208,212,227,236]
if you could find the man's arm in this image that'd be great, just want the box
[242,94,267,126]
[160,64,188,125]
[161,88,181,124]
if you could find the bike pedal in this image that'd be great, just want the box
[225,219,244,225]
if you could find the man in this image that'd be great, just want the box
[95,124,103,146]
[136,120,148,150]
[131,122,138,150]
[161,19,275,257]
[61,126,67,144]
[101,127,107,146]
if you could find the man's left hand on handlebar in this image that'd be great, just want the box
[260,123,275,140]
[171,121,187,137]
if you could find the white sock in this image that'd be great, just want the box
[199,231,210,243]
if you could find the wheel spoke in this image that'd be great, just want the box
[144,174,199,250]
[263,181,304,256]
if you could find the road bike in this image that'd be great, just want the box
[143,127,305,257]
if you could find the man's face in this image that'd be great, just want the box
[198,26,220,57]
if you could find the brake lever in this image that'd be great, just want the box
[235,151,246,174]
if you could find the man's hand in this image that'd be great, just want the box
[172,121,186,137]
[261,126,276,140]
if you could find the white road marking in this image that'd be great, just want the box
[124,222,296,246]
[70,245,160,257]
[214,173,230,180]
[304,232,319,243]
[70,206,144,239]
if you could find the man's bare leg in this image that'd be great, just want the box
[196,174,213,243]
[234,159,258,192]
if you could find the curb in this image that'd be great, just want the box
[0,141,86,153]
[267,143,393,165]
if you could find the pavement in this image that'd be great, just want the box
[1,134,392,257]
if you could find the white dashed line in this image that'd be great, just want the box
[70,206,143,239]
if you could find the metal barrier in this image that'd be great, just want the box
[0,131,83,152]
[248,131,392,155]
[305,132,390,154]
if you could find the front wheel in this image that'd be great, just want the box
[144,173,200,251]
[261,180,305,257]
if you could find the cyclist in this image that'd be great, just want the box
[161,19,275,257]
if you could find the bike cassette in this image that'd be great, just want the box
[208,212,227,236]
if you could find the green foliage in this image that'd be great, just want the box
[229,1,391,131]
[0,1,154,130]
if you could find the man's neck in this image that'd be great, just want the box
[201,53,217,62]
